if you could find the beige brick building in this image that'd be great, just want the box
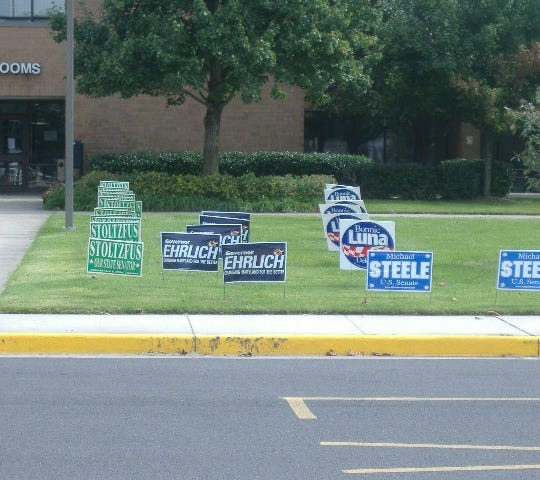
[0,1,304,190]
[0,1,480,192]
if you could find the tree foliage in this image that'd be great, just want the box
[509,89,540,191]
[52,0,378,174]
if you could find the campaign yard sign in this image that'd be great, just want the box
[318,201,368,215]
[222,242,287,283]
[324,185,361,202]
[322,212,370,251]
[87,238,144,276]
[367,251,433,292]
[97,192,136,203]
[201,211,251,221]
[96,200,142,217]
[90,220,141,242]
[186,223,242,245]
[94,207,136,217]
[497,250,540,291]
[161,232,220,272]
[339,219,396,270]
[200,214,250,242]
[99,181,130,190]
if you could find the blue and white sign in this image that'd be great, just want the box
[318,200,368,215]
[497,250,540,290]
[339,219,396,270]
[161,232,220,272]
[200,214,250,242]
[367,251,433,292]
[322,212,369,251]
[324,185,361,202]
[187,223,242,245]
[222,242,287,283]
[201,211,251,221]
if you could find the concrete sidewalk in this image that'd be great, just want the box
[0,313,539,357]
[0,193,539,357]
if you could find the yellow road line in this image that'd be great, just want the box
[344,464,540,474]
[322,441,540,451]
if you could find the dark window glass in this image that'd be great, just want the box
[0,0,64,19]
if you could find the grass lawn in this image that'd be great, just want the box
[1,202,539,314]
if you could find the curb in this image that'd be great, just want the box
[0,333,538,357]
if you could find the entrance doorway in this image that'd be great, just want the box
[0,116,26,189]
[0,100,65,191]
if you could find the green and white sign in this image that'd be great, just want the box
[98,199,142,217]
[99,181,130,190]
[94,207,137,217]
[87,238,144,276]
[98,192,136,204]
[90,220,141,241]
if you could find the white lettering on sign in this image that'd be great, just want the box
[499,260,540,278]
[0,62,41,75]
[369,260,431,279]
[223,254,286,270]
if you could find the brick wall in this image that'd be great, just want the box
[0,16,305,164]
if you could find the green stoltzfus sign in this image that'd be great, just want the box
[90,220,141,241]
[87,238,144,276]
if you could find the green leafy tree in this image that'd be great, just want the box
[509,88,540,191]
[52,0,377,175]
[332,0,540,193]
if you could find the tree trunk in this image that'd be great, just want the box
[202,102,224,176]
[482,131,493,197]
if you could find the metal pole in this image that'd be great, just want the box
[64,0,74,229]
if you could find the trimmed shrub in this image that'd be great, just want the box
[43,171,333,212]
[90,151,371,184]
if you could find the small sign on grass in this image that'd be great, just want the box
[367,251,433,292]
[497,250,540,290]
[87,238,144,276]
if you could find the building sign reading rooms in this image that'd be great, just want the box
[0,62,41,75]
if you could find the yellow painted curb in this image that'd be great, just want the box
[194,335,540,357]
[0,333,538,357]
[0,333,195,355]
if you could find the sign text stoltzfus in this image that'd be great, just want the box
[87,238,144,276]
[497,250,540,291]
[90,220,141,242]
[339,219,396,270]
[367,251,433,292]
[222,242,287,283]
[161,232,220,272]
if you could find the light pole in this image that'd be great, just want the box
[64,0,74,229]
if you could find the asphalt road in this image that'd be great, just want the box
[2,357,540,480]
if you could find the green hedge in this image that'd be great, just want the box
[89,151,512,200]
[356,159,511,199]
[43,170,333,212]
[90,151,371,185]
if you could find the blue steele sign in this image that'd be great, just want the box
[222,242,287,283]
[367,251,433,292]
[161,232,220,272]
[497,250,540,290]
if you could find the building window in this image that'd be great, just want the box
[0,0,64,20]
